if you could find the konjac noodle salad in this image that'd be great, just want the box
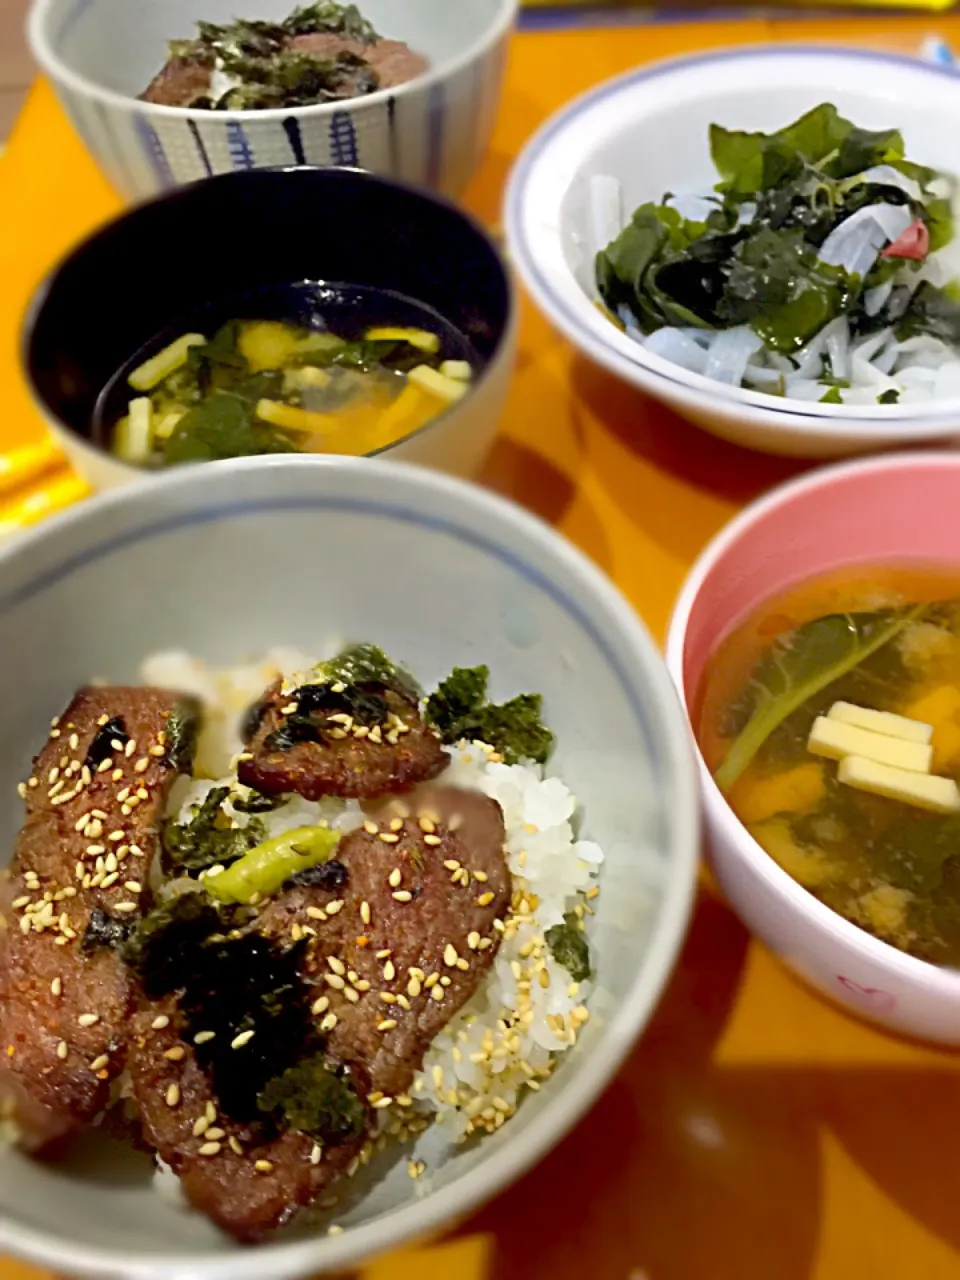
[593,104,960,406]
[0,644,600,1241]
[698,565,960,966]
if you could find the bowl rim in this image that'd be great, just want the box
[504,42,960,437]
[27,0,518,121]
[19,164,517,475]
[0,452,701,1280]
[665,448,960,995]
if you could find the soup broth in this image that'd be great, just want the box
[699,564,960,966]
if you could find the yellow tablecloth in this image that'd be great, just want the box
[5,14,960,1280]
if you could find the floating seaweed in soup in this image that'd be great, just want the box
[698,565,960,966]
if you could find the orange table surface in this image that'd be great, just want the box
[6,15,960,1280]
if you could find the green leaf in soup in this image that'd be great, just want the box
[924,195,954,254]
[163,391,299,465]
[868,813,960,896]
[596,204,670,308]
[714,604,928,794]
[819,385,843,403]
[710,104,851,198]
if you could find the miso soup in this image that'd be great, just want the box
[699,564,960,966]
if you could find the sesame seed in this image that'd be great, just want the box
[324,973,346,990]
[48,767,59,785]
[343,988,360,1004]
[383,960,396,981]
[325,900,344,916]
[440,975,452,987]
[255,1160,274,1174]
[431,986,445,1003]
[327,956,346,976]
[312,996,330,1015]
[424,972,439,988]
[11,896,30,910]
[198,1142,221,1157]
[229,1136,244,1156]
[152,1015,170,1030]
[117,787,131,803]
[193,1117,210,1137]
[306,906,325,920]
[360,901,371,925]
[136,788,148,801]
[77,1013,99,1027]
[56,1041,69,1060]
[407,976,422,997]
[372,1094,394,1107]
[205,1128,226,1141]
[388,868,402,888]
[392,890,412,903]
[320,1013,338,1032]
[467,931,480,950]
[161,1082,180,1108]
[124,881,142,894]
[51,977,62,996]
[27,777,38,788]
[124,740,136,759]
[476,892,495,906]
[231,1030,255,1049]
[389,817,403,832]
[423,834,442,847]
[206,1101,217,1122]
[419,817,436,833]
[310,1143,323,1165]
[114,902,138,914]
[108,830,124,843]
[111,769,123,782]
[379,832,400,844]
[163,1047,186,1062]
[134,758,149,774]
[194,1031,216,1045]
[148,744,165,757]
[17,782,26,799]
[380,992,397,1004]
[363,820,378,835]
[443,944,458,967]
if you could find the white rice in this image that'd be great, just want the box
[142,650,602,1160]
[594,175,960,406]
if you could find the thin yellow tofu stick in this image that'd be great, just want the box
[128,333,206,392]
[408,365,468,403]
[808,716,933,774]
[256,399,334,434]
[838,755,960,814]
[827,700,933,744]
[365,327,440,353]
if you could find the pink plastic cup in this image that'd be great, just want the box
[667,452,960,1043]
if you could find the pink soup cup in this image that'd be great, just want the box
[666,452,960,1044]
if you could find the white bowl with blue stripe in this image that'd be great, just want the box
[506,45,960,459]
[28,0,516,202]
[0,454,698,1279]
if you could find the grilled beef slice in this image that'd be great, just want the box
[0,688,195,1151]
[239,677,448,800]
[128,784,508,1240]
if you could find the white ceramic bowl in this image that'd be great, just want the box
[0,455,698,1279]
[28,0,515,202]
[667,451,960,1044]
[506,45,960,459]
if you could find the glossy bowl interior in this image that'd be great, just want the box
[666,452,960,1043]
[506,45,960,458]
[22,166,516,489]
[0,455,699,1279]
[28,0,516,201]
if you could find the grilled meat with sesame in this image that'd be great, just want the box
[264,785,510,1100]
[140,54,214,108]
[239,677,448,800]
[286,33,428,89]
[127,785,508,1240]
[0,688,197,1152]
[128,996,370,1242]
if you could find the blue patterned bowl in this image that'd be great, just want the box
[27,0,516,203]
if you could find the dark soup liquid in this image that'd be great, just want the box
[698,563,960,966]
